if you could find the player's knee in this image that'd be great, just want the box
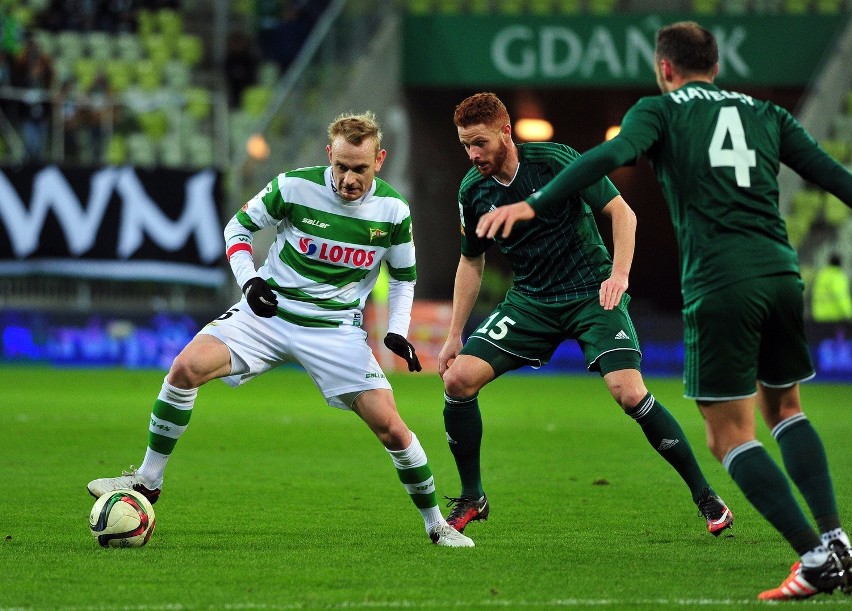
[376,420,410,450]
[442,369,480,399]
[168,354,204,389]
[610,385,647,412]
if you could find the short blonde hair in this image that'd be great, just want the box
[328,111,382,154]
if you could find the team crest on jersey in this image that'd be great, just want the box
[298,237,318,255]
[369,228,388,242]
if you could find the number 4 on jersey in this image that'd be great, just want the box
[708,106,756,188]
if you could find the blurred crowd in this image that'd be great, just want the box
[0,0,326,166]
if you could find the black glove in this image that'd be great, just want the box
[384,333,422,372]
[242,277,278,318]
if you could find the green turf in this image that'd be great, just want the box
[1,366,850,609]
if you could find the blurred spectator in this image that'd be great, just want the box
[41,0,91,31]
[58,75,84,161]
[256,0,327,72]
[81,70,111,164]
[0,49,13,123]
[60,70,112,165]
[12,35,54,162]
[97,0,138,33]
[224,29,260,108]
[811,254,852,322]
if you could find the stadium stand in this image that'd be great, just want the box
[0,0,849,318]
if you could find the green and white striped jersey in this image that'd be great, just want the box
[226,166,415,327]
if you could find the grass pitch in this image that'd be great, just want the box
[1,366,850,609]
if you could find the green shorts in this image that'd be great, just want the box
[460,289,642,378]
[682,273,815,400]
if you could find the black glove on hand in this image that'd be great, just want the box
[383,333,422,372]
[242,277,278,318]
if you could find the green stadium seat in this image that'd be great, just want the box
[104,58,133,93]
[791,189,823,222]
[135,59,163,91]
[435,0,463,12]
[821,138,849,164]
[184,133,214,168]
[495,0,524,13]
[144,33,173,65]
[241,85,273,119]
[467,0,491,13]
[784,211,814,248]
[406,0,434,13]
[105,133,128,166]
[137,8,157,38]
[587,0,618,14]
[73,58,100,91]
[184,86,212,122]
[157,8,184,38]
[553,0,581,12]
[782,0,810,13]
[527,0,554,14]
[125,132,157,167]
[56,31,85,63]
[229,110,257,151]
[163,60,191,90]
[692,0,721,12]
[824,194,850,226]
[159,133,184,168]
[751,0,784,12]
[176,34,204,67]
[115,32,143,63]
[815,0,843,12]
[257,62,279,88]
[721,0,750,13]
[137,109,170,141]
[86,31,114,62]
[32,29,56,56]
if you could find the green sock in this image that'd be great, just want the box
[148,392,194,455]
[725,441,822,555]
[627,393,710,502]
[773,413,841,534]
[443,393,484,498]
[139,380,196,487]
[386,433,443,531]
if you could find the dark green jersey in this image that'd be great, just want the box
[459,142,619,302]
[531,81,852,304]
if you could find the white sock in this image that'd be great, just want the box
[821,528,850,548]
[138,448,168,489]
[800,545,829,568]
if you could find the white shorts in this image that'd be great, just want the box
[198,299,391,409]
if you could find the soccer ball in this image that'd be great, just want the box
[89,489,156,548]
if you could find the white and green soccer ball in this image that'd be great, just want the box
[89,489,156,548]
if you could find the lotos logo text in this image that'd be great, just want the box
[298,238,377,268]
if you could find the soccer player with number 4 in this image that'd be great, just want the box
[438,92,732,541]
[88,111,474,548]
[476,22,852,599]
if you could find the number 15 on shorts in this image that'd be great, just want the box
[476,313,517,340]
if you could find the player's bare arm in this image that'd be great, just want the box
[438,254,485,376]
[475,201,535,240]
[598,195,635,311]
